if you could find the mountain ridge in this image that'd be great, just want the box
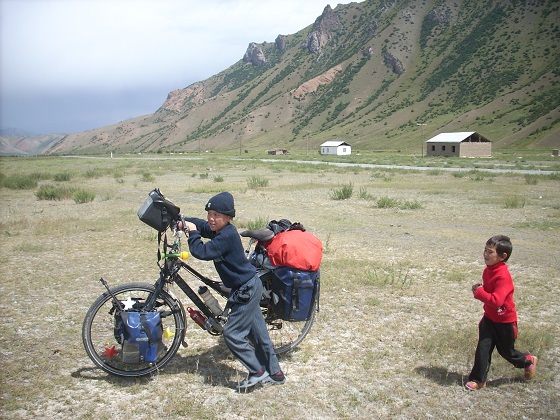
[4,0,559,156]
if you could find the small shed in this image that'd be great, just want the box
[425,132,491,157]
[267,149,288,155]
[320,140,351,156]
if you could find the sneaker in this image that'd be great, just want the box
[263,370,286,385]
[524,356,538,380]
[465,381,486,390]
[237,370,269,390]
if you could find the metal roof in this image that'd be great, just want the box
[320,141,351,147]
[425,132,481,143]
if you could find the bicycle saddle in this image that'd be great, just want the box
[240,228,275,242]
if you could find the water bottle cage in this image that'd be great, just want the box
[204,315,225,335]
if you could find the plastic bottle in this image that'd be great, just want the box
[198,286,223,316]
[187,307,207,330]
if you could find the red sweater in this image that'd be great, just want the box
[474,261,518,323]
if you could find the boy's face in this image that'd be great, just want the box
[483,244,506,266]
[206,210,232,232]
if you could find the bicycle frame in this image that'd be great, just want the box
[150,231,232,335]
[83,214,318,377]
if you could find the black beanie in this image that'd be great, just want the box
[205,192,235,217]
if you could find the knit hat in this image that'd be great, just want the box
[205,192,235,217]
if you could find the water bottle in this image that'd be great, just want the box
[198,286,223,316]
[187,307,207,330]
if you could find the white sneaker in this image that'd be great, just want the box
[237,370,269,390]
[262,371,286,385]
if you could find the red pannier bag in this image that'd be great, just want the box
[264,229,322,271]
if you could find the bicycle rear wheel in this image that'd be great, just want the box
[264,300,317,354]
[82,282,185,377]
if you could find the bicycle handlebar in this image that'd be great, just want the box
[161,251,190,260]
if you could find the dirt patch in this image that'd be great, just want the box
[292,65,343,99]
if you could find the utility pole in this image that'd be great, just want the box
[417,123,427,158]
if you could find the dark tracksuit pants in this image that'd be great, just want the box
[223,274,281,376]
[469,316,531,383]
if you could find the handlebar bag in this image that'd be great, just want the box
[138,188,180,232]
[264,229,322,271]
[120,311,164,364]
[271,267,320,321]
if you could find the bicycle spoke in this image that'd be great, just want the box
[264,302,316,354]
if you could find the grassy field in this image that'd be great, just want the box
[0,154,558,419]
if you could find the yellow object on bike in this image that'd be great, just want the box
[162,251,190,260]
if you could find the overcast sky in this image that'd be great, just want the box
[0,0,358,135]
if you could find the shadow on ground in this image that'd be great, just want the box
[72,340,297,391]
[414,365,525,389]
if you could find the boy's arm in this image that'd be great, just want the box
[185,217,213,237]
[186,224,239,262]
[187,229,224,261]
[473,276,512,308]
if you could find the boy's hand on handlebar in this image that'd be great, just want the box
[178,220,196,232]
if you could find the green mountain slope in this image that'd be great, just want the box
[49,0,560,155]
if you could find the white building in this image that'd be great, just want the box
[320,140,352,156]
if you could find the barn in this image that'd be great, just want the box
[320,140,352,156]
[425,132,491,157]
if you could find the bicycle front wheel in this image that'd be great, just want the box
[82,282,185,377]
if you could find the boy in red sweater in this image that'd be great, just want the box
[466,235,538,390]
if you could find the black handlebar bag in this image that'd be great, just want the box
[138,189,180,232]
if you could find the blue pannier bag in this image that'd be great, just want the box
[271,267,320,321]
[119,311,164,364]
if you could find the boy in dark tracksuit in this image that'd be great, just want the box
[181,192,284,390]
[466,235,537,390]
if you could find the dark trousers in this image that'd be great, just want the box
[469,316,530,382]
